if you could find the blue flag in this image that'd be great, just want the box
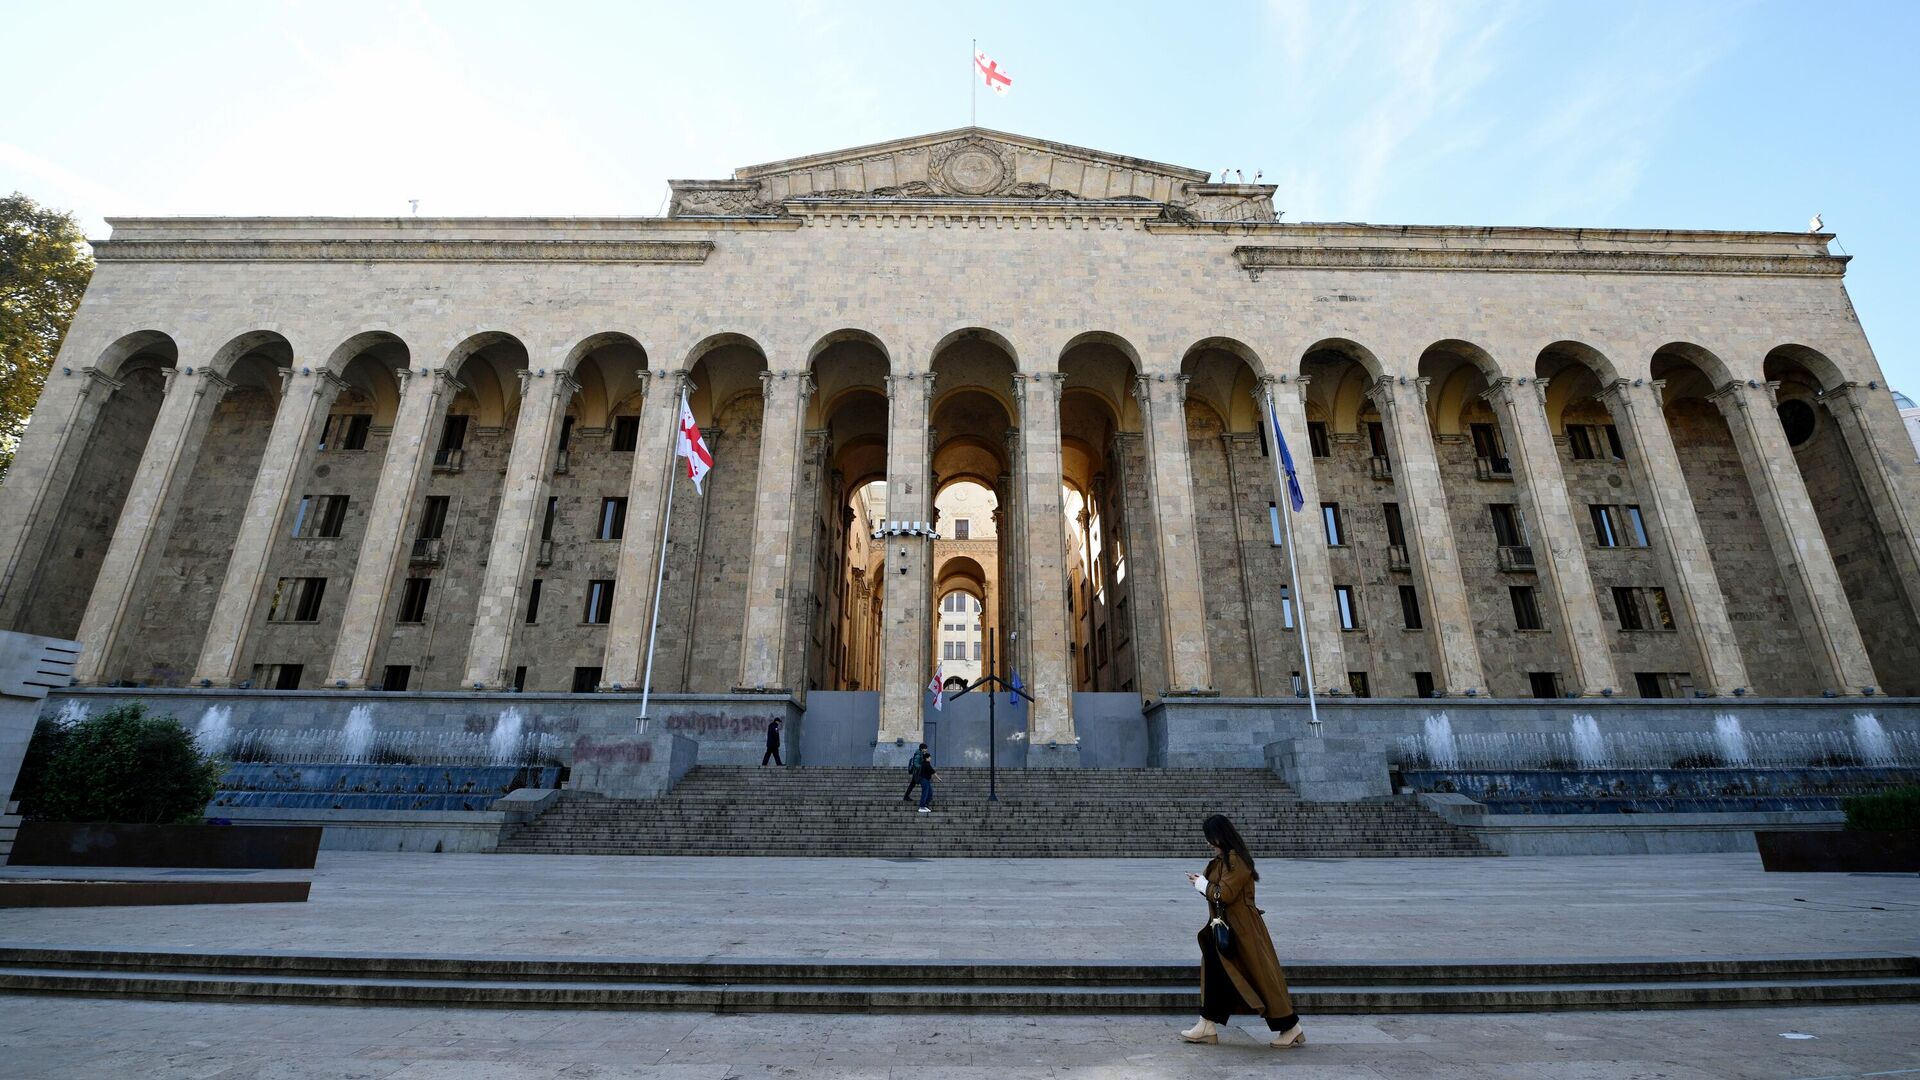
[1009,668,1024,714]
[1269,401,1307,512]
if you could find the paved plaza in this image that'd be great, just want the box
[3,996,1918,1078]
[2,852,1916,961]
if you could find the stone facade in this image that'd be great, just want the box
[2,126,1917,761]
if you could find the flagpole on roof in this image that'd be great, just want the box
[971,38,977,127]
[1265,389,1320,731]
[639,382,694,724]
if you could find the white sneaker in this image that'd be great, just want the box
[1179,1018,1218,1044]
[917,807,931,814]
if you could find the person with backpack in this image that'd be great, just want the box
[901,742,936,812]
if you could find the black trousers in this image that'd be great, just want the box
[761,746,783,766]
[1198,928,1299,1031]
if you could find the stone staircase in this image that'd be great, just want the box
[494,767,1495,858]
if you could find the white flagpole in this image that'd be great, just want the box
[970,38,977,126]
[638,386,688,722]
[1265,390,1320,730]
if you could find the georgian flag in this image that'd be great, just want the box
[928,663,945,711]
[677,390,712,494]
[975,50,1012,95]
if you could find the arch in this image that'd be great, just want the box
[685,335,768,426]
[685,331,769,371]
[1182,335,1268,378]
[330,334,406,427]
[1651,342,1736,397]
[1060,330,1142,369]
[932,326,1020,370]
[563,331,646,373]
[807,328,893,368]
[931,332,1019,418]
[567,334,649,430]
[1419,339,1501,436]
[937,554,989,589]
[1536,340,1622,433]
[1299,337,1385,381]
[325,331,409,374]
[1059,336,1142,434]
[92,330,178,380]
[1301,339,1385,435]
[446,332,530,430]
[1763,344,1847,393]
[932,435,1007,495]
[1181,341,1263,432]
[207,330,293,391]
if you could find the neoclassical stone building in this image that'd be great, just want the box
[2,128,1917,758]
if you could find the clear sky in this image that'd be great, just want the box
[5,0,1916,393]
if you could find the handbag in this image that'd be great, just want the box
[1208,892,1235,956]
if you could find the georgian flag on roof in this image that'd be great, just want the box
[677,390,713,494]
[975,50,1012,95]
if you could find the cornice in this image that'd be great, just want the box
[1232,245,1847,278]
[92,238,719,264]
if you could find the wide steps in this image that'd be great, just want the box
[495,766,1493,858]
[1,946,1911,1013]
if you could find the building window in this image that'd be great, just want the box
[1398,584,1423,630]
[1366,421,1389,458]
[1307,421,1331,458]
[1529,671,1562,698]
[1269,503,1283,545]
[953,518,970,540]
[1335,585,1359,630]
[1347,671,1371,698]
[1322,503,1344,546]
[1511,585,1542,630]
[597,497,627,540]
[419,495,450,540]
[319,414,371,452]
[293,495,349,538]
[1096,625,1108,665]
[1568,424,1596,460]
[976,639,985,661]
[382,665,411,692]
[1489,503,1526,548]
[525,579,543,624]
[572,666,602,693]
[267,577,327,623]
[1591,505,1651,548]
[584,579,615,624]
[611,416,640,452]
[397,577,431,623]
[542,496,559,541]
[440,414,469,451]
[251,663,304,690]
[1590,504,1619,547]
[1382,503,1407,548]
[1279,583,1295,629]
[1605,424,1625,459]
[1470,422,1502,461]
[512,666,528,692]
[1613,586,1674,631]
[1413,671,1436,698]
[1635,672,1664,698]
[1626,505,1650,546]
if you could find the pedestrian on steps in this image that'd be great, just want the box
[762,718,784,767]
[913,744,938,813]
[1180,814,1305,1049]
[901,742,927,803]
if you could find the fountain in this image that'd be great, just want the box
[341,705,375,761]
[1570,715,1609,769]
[490,707,526,765]
[1853,713,1894,766]
[54,700,89,725]
[1422,713,1459,770]
[1713,714,1750,767]
[192,705,233,755]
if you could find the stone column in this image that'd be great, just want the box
[1481,376,1620,695]
[737,369,815,692]
[193,367,348,686]
[462,368,579,689]
[1132,373,1213,694]
[601,370,681,688]
[1367,376,1486,695]
[1598,378,1747,694]
[72,366,231,685]
[1259,376,1348,695]
[0,367,123,628]
[876,372,935,751]
[1709,379,1877,693]
[325,368,462,689]
[1012,371,1075,745]
[1819,381,1920,640]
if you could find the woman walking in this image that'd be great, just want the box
[1180,813,1305,1048]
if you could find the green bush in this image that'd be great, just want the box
[18,702,224,824]
[1843,785,1920,833]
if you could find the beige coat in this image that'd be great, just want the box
[1203,854,1294,1018]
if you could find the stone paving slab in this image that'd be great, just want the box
[3,995,1919,1078]
[0,851,1916,962]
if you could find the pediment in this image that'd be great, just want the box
[667,128,1271,220]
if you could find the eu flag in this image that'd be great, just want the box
[1269,402,1307,512]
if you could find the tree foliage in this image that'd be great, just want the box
[16,702,223,824]
[0,193,94,483]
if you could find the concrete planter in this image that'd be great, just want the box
[1755,829,1920,872]
[9,821,321,869]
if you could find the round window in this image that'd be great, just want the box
[1777,398,1817,447]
